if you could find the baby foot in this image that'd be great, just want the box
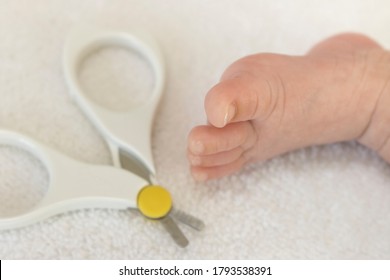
[188,33,390,181]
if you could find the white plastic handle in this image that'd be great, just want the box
[63,26,165,175]
[0,130,148,230]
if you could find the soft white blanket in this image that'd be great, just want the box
[0,0,389,259]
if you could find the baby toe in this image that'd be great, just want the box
[188,146,243,167]
[205,55,285,128]
[187,122,256,156]
[191,157,247,181]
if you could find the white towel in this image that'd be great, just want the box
[0,0,389,259]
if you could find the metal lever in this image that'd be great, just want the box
[136,185,204,248]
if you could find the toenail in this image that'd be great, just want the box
[192,171,208,182]
[223,103,236,126]
[190,140,204,155]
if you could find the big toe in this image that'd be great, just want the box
[205,62,280,128]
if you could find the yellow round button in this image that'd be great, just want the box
[137,185,172,219]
